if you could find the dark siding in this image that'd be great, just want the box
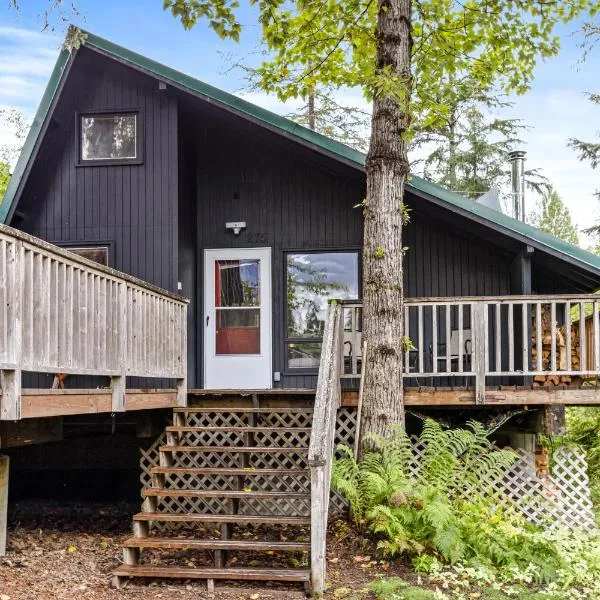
[14,48,178,388]
[12,48,520,392]
[14,48,178,292]
[179,103,512,389]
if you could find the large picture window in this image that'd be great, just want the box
[286,251,359,369]
[80,112,138,162]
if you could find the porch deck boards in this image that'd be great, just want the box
[4,384,600,420]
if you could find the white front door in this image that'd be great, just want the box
[204,248,272,389]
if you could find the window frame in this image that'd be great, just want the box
[283,248,361,374]
[76,109,143,166]
[57,241,113,267]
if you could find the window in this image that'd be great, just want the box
[80,112,138,162]
[215,259,261,355]
[286,251,359,369]
[68,246,109,266]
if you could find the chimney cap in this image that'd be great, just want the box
[508,150,527,160]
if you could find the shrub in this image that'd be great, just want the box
[332,419,600,588]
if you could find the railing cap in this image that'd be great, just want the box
[335,293,600,305]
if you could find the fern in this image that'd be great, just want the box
[332,418,527,571]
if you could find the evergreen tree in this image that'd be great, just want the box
[416,100,548,201]
[531,188,579,246]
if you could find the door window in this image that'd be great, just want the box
[215,259,261,355]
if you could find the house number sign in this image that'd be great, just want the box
[245,232,267,244]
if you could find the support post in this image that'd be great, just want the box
[112,282,128,412]
[511,248,533,380]
[0,455,9,556]
[310,463,327,595]
[472,303,486,404]
[1,240,23,421]
[176,377,187,407]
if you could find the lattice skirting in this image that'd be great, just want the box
[139,407,596,530]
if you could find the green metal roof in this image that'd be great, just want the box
[3,28,600,277]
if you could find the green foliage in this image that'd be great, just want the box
[166,0,598,133]
[416,101,548,201]
[0,108,28,204]
[332,419,600,590]
[569,93,600,171]
[368,577,438,600]
[163,0,242,40]
[530,187,580,246]
[567,407,600,514]
[0,163,10,203]
[332,420,517,563]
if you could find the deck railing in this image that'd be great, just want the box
[0,224,188,420]
[340,295,600,403]
[309,301,343,595]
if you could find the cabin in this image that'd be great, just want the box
[1,27,600,594]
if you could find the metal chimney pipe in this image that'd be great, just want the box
[509,150,526,222]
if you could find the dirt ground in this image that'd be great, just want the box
[0,501,406,600]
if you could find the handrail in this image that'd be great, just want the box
[339,294,600,404]
[309,301,343,595]
[0,225,188,420]
[338,294,600,305]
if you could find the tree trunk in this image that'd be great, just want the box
[359,0,411,452]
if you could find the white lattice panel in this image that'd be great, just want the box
[139,407,596,530]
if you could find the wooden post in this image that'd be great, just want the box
[1,240,23,421]
[472,302,486,405]
[310,463,327,595]
[111,282,127,412]
[0,455,9,556]
[176,378,187,407]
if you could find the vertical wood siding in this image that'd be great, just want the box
[180,107,513,389]
[14,48,178,293]
[13,49,178,388]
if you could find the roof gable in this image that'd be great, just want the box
[2,28,600,279]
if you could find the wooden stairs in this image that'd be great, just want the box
[113,402,315,592]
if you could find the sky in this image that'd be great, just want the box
[0,1,599,245]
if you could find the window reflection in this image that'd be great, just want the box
[215,260,261,355]
[81,113,137,161]
[286,252,359,368]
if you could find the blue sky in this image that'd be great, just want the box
[1,1,599,244]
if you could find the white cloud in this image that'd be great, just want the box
[0,26,59,110]
[0,26,59,165]
[506,88,600,244]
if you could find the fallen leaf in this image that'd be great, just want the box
[250,594,260,600]
[333,587,351,598]
[67,546,77,553]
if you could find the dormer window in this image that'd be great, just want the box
[79,111,140,164]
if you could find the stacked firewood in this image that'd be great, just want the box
[531,304,584,389]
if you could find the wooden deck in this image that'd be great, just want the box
[5,384,599,420]
[0,224,188,421]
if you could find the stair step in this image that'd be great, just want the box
[166,426,311,433]
[133,512,311,525]
[174,407,313,414]
[123,537,310,551]
[142,488,310,499]
[114,564,311,582]
[159,445,309,453]
[151,466,308,476]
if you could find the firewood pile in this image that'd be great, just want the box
[531,304,585,389]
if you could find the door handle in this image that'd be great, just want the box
[206,314,210,327]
